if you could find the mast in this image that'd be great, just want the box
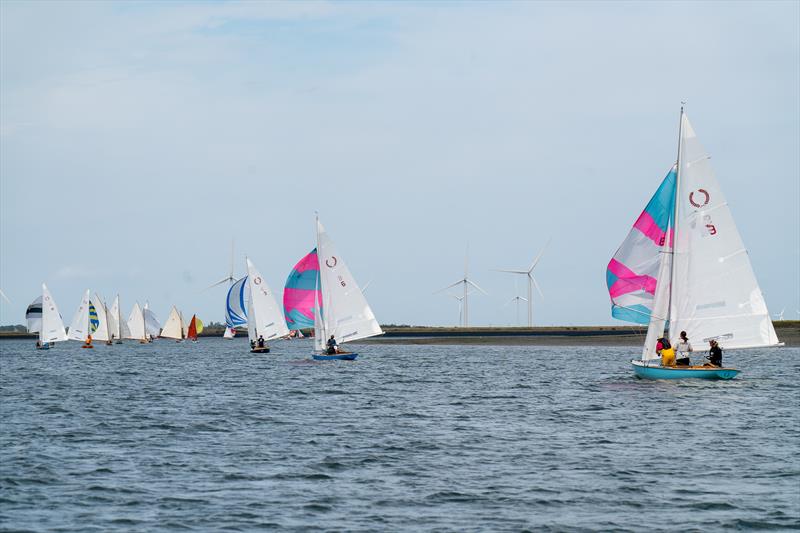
[666,105,684,336]
[315,213,325,342]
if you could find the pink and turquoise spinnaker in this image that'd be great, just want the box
[283,249,321,330]
[606,167,676,324]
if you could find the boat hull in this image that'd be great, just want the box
[250,347,270,354]
[313,352,358,361]
[632,361,739,380]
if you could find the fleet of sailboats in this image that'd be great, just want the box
[13,127,787,377]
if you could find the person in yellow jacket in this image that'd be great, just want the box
[657,337,676,366]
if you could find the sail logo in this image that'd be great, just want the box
[689,189,710,208]
[325,256,338,268]
[253,276,262,285]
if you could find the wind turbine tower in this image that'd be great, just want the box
[495,238,550,327]
[205,239,237,290]
[435,247,487,327]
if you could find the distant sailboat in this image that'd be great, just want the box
[67,289,98,347]
[607,108,781,379]
[28,284,68,349]
[224,276,248,339]
[187,315,202,342]
[313,216,382,360]
[90,292,112,345]
[160,306,185,341]
[143,303,161,341]
[126,303,148,343]
[245,258,289,353]
[108,295,129,343]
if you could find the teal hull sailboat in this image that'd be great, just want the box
[311,215,383,360]
[607,108,781,379]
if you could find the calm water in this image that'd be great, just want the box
[1,338,798,532]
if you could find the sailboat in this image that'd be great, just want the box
[90,292,112,345]
[187,314,202,342]
[143,303,161,341]
[313,216,383,360]
[108,295,128,343]
[245,258,290,353]
[224,276,248,339]
[126,303,148,343]
[160,306,185,341]
[27,284,68,349]
[607,108,781,379]
[67,289,99,348]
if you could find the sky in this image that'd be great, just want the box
[1,0,798,328]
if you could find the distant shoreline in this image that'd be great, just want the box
[2,322,797,347]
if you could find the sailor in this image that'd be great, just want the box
[326,335,338,355]
[659,336,676,367]
[83,334,93,348]
[257,335,265,348]
[675,331,693,366]
[706,340,723,367]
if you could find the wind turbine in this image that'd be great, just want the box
[450,294,466,327]
[0,288,10,304]
[494,238,550,327]
[205,239,237,291]
[773,307,786,321]
[505,295,528,326]
[435,246,487,327]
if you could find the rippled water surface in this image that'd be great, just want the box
[1,338,798,531]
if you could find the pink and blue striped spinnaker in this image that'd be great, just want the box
[606,167,676,324]
[283,249,322,330]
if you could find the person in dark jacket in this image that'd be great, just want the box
[706,340,723,367]
[326,335,338,355]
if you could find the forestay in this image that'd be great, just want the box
[314,218,382,351]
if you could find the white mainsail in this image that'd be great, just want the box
[245,258,290,342]
[91,292,110,342]
[181,312,189,338]
[67,289,92,341]
[160,306,184,339]
[143,303,161,338]
[108,295,120,341]
[314,217,382,351]
[670,113,780,349]
[126,303,146,341]
[41,283,68,343]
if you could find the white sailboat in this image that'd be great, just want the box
[91,292,111,344]
[28,284,68,349]
[109,295,129,343]
[245,257,290,353]
[67,289,97,347]
[607,108,781,379]
[126,303,148,343]
[143,302,161,341]
[313,216,383,360]
[160,306,185,341]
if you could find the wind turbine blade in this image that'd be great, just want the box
[466,279,488,295]
[493,269,528,274]
[0,288,10,304]
[361,279,373,293]
[529,237,552,272]
[203,277,231,291]
[531,275,544,299]
[434,280,465,294]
